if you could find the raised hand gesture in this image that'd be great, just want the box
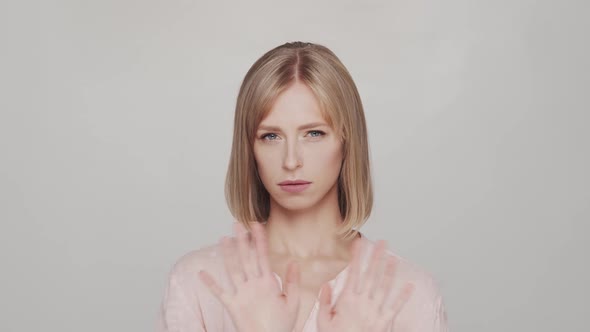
[198,222,301,332]
[317,239,415,332]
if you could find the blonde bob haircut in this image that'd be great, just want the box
[225,41,373,240]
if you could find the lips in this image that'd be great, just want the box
[278,180,312,193]
[278,180,311,185]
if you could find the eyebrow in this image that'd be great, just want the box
[257,122,329,131]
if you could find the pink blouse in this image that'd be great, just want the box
[156,233,448,332]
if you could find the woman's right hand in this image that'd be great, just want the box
[198,222,301,332]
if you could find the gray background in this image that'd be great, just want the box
[1,0,588,331]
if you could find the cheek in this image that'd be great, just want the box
[253,147,279,180]
[309,142,343,171]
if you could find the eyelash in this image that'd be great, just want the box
[260,130,326,141]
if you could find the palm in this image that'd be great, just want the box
[199,222,301,332]
[317,239,415,332]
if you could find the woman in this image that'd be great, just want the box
[157,42,448,332]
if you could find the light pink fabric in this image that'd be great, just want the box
[156,233,448,332]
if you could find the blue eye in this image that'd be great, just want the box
[261,133,278,140]
[308,130,325,137]
[260,131,325,141]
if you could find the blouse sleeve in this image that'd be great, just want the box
[391,275,449,332]
[157,271,207,332]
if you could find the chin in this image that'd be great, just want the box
[271,195,319,212]
[274,189,337,213]
[278,200,315,212]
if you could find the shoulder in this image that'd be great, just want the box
[359,235,438,287]
[166,242,223,285]
[161,242,230,319]
[158,243,229,331]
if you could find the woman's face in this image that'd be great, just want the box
[253,82,343,212]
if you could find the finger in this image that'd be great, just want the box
[343,236,363,294]
[385,282,415,321]
[361,240,387,295]
[317,283,333,329]
[283,260,301,309]
[375,255,398,310]
[234,222,258,278]
[199,270,229,304]
[221,236,245,289]
[250,222,272,277]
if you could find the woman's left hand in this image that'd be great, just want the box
[317,239,415,332]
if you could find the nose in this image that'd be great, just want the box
[282,139,302,171]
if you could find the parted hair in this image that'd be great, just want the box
[225,41,373,240]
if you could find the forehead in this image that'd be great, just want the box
[259,82,327,127]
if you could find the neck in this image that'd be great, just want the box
[264,184,357,260]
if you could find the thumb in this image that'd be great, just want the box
[284,260,301,308]
[317,283,333,328]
